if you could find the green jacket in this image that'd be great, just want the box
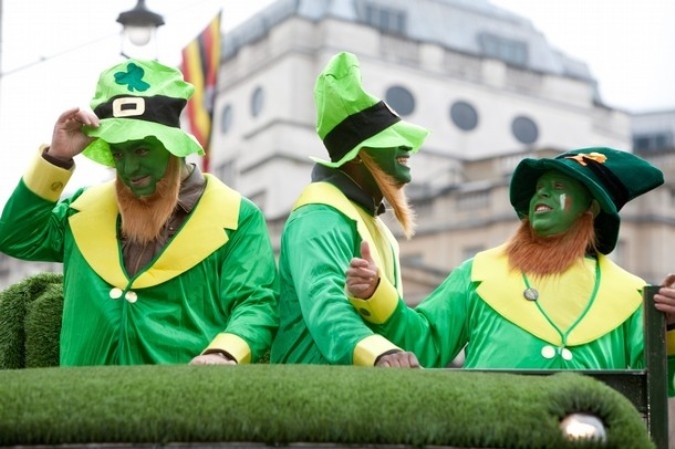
[271,169,402,366]
[0,153,279,365]
[351,245,675,396]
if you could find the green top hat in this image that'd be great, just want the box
[510,147,664,254]
[312,52,430,168]
[82,59,204,167]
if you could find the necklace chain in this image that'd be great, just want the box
[521,260,601,348]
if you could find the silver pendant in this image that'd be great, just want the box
[523,288,539,301]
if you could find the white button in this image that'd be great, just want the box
[561,348,573,361]
[125,291,138,303]
[109,288,123,299]
[541,345,556,359]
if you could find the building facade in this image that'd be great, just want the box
[1,0,674,300]
[204,0,675,302]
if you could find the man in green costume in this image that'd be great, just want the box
[270,52,428,366]
[346,147,675,396]
[0,59,279,366]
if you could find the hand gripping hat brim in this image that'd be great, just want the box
[82,59,204,167]
[509,147,664,254]
[312,52,430,168]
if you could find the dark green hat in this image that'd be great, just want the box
[510,147,664,254]
[82,59,204,167]
[312,52,430,167]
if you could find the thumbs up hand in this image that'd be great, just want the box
[346,240,380,299]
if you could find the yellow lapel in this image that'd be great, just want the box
[69,174,241,289]
[293,182,401,294]
[473,245,644,346]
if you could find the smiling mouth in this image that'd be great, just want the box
[396,157,409,166]
[534,204,552,213]
[130,176,151,187]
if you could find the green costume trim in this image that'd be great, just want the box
[293,182,402,293]
[0,158,278,365]
[270,181,400,365]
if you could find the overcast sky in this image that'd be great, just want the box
[0,0,673,207]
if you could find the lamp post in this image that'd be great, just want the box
[117,0,165,60]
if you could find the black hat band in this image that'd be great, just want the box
[559,154,630,210]
[323,101,401,163]
[94,95,187,129]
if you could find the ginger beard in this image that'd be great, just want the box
[115,155,181,245]
[360,152,416,239]
[505,211,597,276]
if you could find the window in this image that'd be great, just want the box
[385,85,415,116]
[364,3,406,35]
[478,33,528,67]
[220,104,233,134]
[215,160,236,184]
[250,86,265,118]
[633,132,673,153]
[511,115,539,145]
[450,101,479,131]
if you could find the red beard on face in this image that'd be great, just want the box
[115,156,181,245]
[360,151,416,239]
[505,212,597,276]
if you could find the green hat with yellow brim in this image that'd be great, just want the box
[509,147,664,254]
[82,59,204,167]
[311,52,429,168]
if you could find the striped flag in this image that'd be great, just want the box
[181,11,221,172]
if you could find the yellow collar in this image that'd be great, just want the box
[472,245,644,346]
[294,182,401,294]
[68,174,241,289]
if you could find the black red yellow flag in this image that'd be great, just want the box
[181,11,221,172]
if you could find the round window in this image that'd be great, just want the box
[384,85,415,116]
[250,86,265,118]
[220,104,233,134]
[511,115,539,144]
[450,101,479,131]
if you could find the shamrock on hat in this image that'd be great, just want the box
[82,59,204,167]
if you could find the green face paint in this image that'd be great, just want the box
[363,146,412,184]
[528,171,592,237]
[111,137,171,197]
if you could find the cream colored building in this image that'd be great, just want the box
[207,0,675,302]
[2,0,672,294]
[212,0,630,225]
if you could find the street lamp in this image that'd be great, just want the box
[117,0,165,59]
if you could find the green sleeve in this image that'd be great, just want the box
[372,259,474,368]
[282,205,375,364]
[215,198,279,363]
[0,179,83,263]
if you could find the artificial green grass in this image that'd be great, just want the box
[0,365,653,448]
[0,272,63,369]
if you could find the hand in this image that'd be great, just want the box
[346,241,379,299]
[655,274,675,326]
[375,351,421,368]
[48,107,99,161]
[189,352,237,366]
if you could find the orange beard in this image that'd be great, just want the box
[361,152,416,239]
[115,156,181,245]
[505,211,597,276]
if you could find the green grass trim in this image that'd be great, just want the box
[0,365,653,448]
